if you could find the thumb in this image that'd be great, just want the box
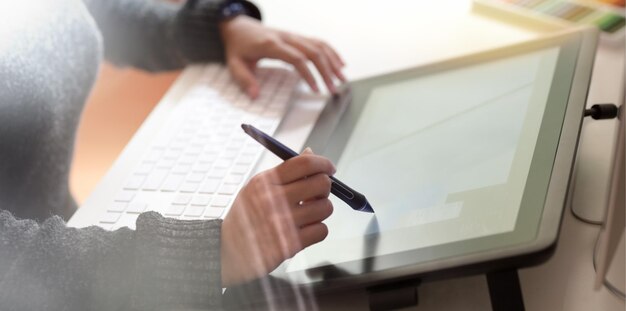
[301,147,314,155]
[228,57,259,99]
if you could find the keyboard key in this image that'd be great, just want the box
[208,168,228,179]
[236,155,256,165]
[211,195,231,207]
[144,149,163,163]
[172,194,192,205]
[231,164,250,175]
[152,136,172,150]
[100,212,122,224]
[263,107,284,118]
[224,175,243,185]
[124,175,146,190]
[108,202,128,213]
[203,147,221,156]
[185,146,204,155]
[114,191,136,203]
[242,145,261,155]
[179,154,199,164]
[214,159,233,169]
[177,134,195,142]
[164,204,186,216]
[115,213,139,229]
[226,142,244,150]
[190,195,211,206]
[221,150,239,159]
[126,202,148,214]
[234,98,250,108]
[272,94,291,105]
[156,159,176,169]
[143,169,169,191]
[171,163,192,174]
[193,163,212,173]
[170,141,188,150]
[180,182,200,193]
[161,174,185,192]
[231,133,246,142]
[199,179,221,194]
[98,224,114,230]
[134,163,154,175]
[186,172,205,183]
[248,105,265,114]
[163,149,181,159]
[218,185,238,195]
[209,136,228,145]
[184,205,205,217]
[204,207,225,218]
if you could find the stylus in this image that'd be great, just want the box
[242,124,374,213]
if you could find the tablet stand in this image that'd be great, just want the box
[367,279,420,311]
[366,269,525,311]
[486,269,525,311]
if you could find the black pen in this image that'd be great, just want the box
[242,124,374,213]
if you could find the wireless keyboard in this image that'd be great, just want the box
[97,65,299,230]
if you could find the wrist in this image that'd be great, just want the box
[217,1,262,42]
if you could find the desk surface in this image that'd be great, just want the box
[254,0,625,309]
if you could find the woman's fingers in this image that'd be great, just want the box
[220,16,347,97]
[264,40,319,93]
[314,39,346,67]
[291,198,334,227]
[299,222,329,249]
[283,173,332,205]
[282,35,338,94]
[311,38,346,82]
[228,57,259,98]
[321,44,347,82]
[265,154,336,185]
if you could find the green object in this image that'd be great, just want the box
[596,13,626,33]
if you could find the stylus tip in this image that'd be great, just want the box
[359,200,375,213]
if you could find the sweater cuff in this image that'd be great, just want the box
[173,0,262,65]
[132,212,222,310]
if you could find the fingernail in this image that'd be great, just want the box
[338,72,347,82]
[329,84,338,95]
[303,147,313,154]
[248,85,259,99]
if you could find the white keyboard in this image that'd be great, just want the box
[97,65,300,230]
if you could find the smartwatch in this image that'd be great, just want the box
[217,1,262,21]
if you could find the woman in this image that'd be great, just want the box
[0,0,345,309]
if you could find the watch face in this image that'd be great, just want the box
[220,2,246,20]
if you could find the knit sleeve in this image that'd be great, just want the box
[81,0,242,72]
[0,210,223,311]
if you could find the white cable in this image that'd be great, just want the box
[592,227,626,300]
[569,200,624,299]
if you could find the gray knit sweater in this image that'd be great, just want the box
[0,0,256,309]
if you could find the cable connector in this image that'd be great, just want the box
[584,104,620,120]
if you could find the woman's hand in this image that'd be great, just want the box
[220,149,335,287]
[219,16,346,98]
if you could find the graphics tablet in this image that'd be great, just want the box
[244,29,598,293]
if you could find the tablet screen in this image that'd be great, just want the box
[286,46,561,274]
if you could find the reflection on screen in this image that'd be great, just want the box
[287,47,560,273]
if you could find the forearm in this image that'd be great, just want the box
[0,210,222,310]
[82,0,227,72]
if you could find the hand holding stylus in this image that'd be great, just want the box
[242,124,374,213]
[221,148,335,287]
